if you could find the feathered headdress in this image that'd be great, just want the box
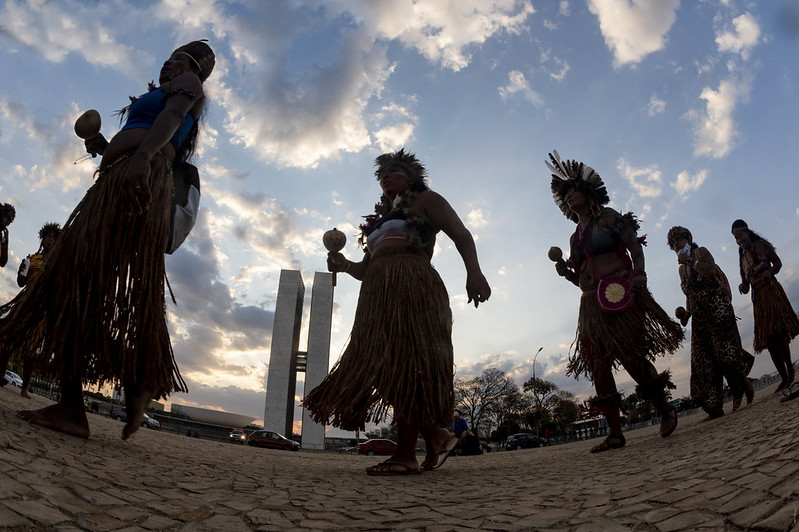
[546,150,609,223]
[374,148,429,192]
[38,222,61,241]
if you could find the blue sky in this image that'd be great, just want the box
[1,0,798,435]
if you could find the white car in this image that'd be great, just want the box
[4,370,22,387]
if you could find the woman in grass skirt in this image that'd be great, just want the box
[0,40,214,440]
[547,151,683,453]
[304,149,491,475]
[731,219,799,393]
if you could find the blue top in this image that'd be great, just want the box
[120,89,195,150]
[446,418,469,438]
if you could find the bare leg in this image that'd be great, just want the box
[768,338,789,392]
[17,375,89,439]
[20,362,33,399]
[623,358,677,437]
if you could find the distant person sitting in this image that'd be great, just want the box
[446,409,482,455]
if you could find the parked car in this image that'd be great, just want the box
[505,433,547,450]
[229,429,248,444]
[357,439,397,456]
[110,407,160,429]
[4,370,22,387]
[247,430,300,451]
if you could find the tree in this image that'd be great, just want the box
[547,390,580,435]
[455,368,522,440]
[523,377,558,436]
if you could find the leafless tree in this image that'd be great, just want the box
[454,368,522,438]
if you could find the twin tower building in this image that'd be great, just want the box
[263,270,334,450]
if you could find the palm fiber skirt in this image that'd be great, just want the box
[0,154,185,398]
[303,246,454,431]
[570,285,684,380]
[752,276,799,352]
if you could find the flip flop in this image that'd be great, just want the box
[365,460,421,476]
[429,434,459,471]
[780,382,799,403]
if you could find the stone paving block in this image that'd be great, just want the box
[573,519,632,531]
[655,510,720,532]
[605,502,655,518]
[139,514,182,530]
[650,489,697,504]
[751,502,799,532]
[0,505,33,528]
[717,488,772,514]
[2,498,71,526]
[728,499,784,529]
[643,506,682,524]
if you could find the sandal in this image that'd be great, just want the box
[660,406,678,438]
[780,382,799,403]
[590,434,626,453]
[366,460,421,476]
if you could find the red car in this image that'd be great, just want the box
[357,439,397,456]
[247,430,300,451]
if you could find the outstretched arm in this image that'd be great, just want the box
[416,191,490,307]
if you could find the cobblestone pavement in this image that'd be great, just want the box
[1,382,798,532]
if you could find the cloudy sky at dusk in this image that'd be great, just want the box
[2,0,799,437]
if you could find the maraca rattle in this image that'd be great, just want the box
[323,227,347,286]
[74,110,102,164]
[548,246,566,268]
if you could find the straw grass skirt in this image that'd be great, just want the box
[304,246,454,431]
[570,285,684,380]
[751,276,799,352]
[0,154,185,398]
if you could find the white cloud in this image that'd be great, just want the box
[337,0,536,72]
[466,208,488,229]
[672,169,709,196]
[587,0,680,67]
[691,78,740,158]
[550,59,570,81]
[648,94,666,116]
[716,12,760,60]
[559,1,571,17]
[617,158,662,198]
[498,70,544,107]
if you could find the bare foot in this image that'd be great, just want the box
[420,428,458,471]
[17,403,90,439]
[122,383,157,440]
[20,386,31,399]
[420,427,447,470]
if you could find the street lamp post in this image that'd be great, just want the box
[532,347,543,437]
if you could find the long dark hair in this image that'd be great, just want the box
[732,220,774,283]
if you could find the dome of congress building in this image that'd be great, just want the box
[171,404,255,427]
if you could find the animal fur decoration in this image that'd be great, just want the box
[546,150,609,223]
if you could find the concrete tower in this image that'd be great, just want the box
[263,269,333,450]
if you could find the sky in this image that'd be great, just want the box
[2,0,799,437]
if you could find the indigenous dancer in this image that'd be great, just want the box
[0,40,215,439]
[731,220,799,392]
[12,222,62,398]
[0,202,15,267]
[303,149,491,475]
[547,151,683,453]
[666,226,754,419]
